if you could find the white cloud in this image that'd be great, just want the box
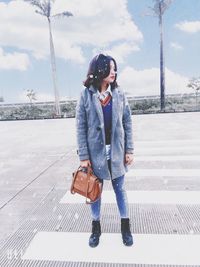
[0,0,143,64]
[0,1,84,63]
[118,66,191,96]
[175,21,200,33]
[0,47,30,71]
[170,42,183,51]
[95,42,140,64]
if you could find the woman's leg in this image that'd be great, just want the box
[111,174,129,218]
[111,174,133,246]
[90,179,104,221]
[108,159,129,217]
[89,179,104,247]
[90,197,101,221]
[90,159,110,223]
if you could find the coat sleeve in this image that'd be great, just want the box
[122,92,134,154]
[75,90,90,161]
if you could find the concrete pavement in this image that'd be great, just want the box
[0,112,200,266]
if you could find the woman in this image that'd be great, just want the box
[76,54,134,247]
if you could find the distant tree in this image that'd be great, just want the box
[26,89,37,104]
[25,0,73,116]
[145,0,173,111]
[187,77,200,110]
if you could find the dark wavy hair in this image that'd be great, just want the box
[83,54,118,90]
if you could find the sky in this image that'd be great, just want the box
[0,0,200,103]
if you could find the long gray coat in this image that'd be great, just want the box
[75,85,134,180]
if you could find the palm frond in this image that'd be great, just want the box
[35,9,45,16]
[25,0,54,17]
[24,0,40,4]
[142,6,158,16]
[187,77,200,91]
[24,0,46,15]
[52,11,73,19]
[149,0,173,16]
[161,0,173,14]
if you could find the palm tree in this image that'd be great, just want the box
[25,0,73,116]
[145,0,173,111]
[187,77,200,110]
[26,89,37,105]
[0,89,4,102]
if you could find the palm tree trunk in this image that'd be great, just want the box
[48,17,61,116]
[195,90,198,111]
[159,6,165,111]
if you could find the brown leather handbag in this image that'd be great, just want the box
[70,166,102,204]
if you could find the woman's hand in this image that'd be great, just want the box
[80,159,91,168]
[125,153,134,165]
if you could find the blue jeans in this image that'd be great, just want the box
[91,159,129,221]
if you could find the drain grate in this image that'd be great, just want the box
[0,187,199,267]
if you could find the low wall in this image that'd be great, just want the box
[0,94,199,120]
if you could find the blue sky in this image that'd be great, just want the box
[0,0,200,103]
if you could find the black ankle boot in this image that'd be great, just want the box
[89,220,101,247]
[121,218,133,246]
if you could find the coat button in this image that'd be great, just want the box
[96,126,101,131]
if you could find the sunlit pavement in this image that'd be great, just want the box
[0,112,200,266]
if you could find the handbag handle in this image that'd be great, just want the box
[70,165,94,204]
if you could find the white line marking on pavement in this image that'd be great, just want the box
[60,190,200,204]
[136,146,200,152]
[126,169,200,177]
[135,155,200,161]
[135,139,200,147]
[22,232,200,265]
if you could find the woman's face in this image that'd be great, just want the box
[103,60,116,84]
